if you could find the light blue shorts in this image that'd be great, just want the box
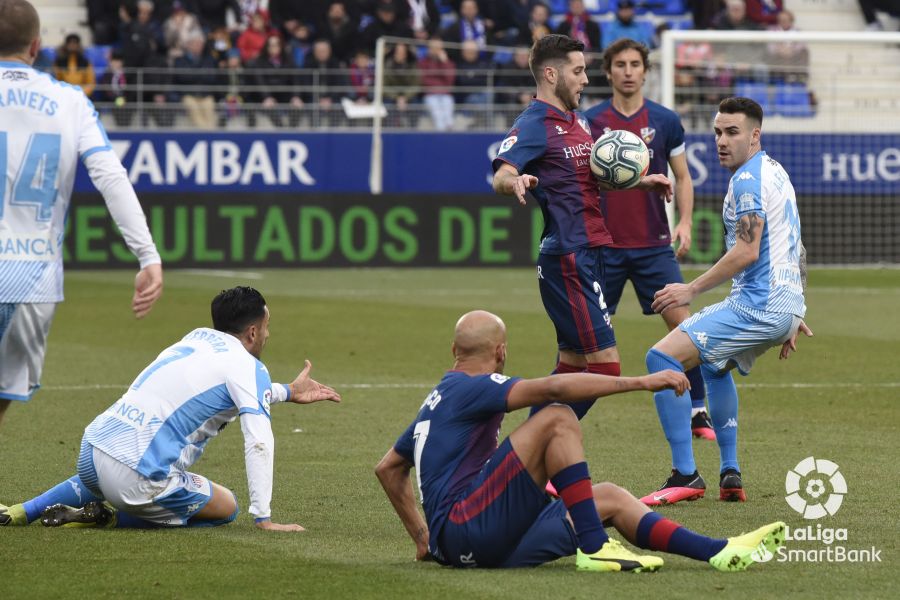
[679,300,801,375]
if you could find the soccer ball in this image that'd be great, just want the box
[589,130,650,189]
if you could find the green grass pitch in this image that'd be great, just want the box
[1,268,897,599]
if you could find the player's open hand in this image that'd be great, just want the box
[288,360,341,404]
[132,263,163,319]
[642,370,690,395]
[651,282,695,313]
[672,221,692,258]
[255,519,306,532]
[780,320,813,360]
[512,174,539,205]
[636,173,674,202]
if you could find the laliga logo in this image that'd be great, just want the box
[785,457,847,519]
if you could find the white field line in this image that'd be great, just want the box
[42,382,900,392]
[178,269,264,280]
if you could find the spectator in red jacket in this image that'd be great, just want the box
[237,10,276,63]
[419,37,456,130]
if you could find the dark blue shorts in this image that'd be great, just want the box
[435,438,577,568]
[601,246,684,315]
[536,248,616,354]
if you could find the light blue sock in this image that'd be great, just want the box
[701,363,740,473]
[23,475,101,523]
[646,349,695,475]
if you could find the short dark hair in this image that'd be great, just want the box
[0,0,40,56]
[211,287,267,334]
[602,38,650,74]
[718,96,764,127]
[529,34,584,82]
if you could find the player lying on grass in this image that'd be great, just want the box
[375,310,784,572]
[0,286,340,530]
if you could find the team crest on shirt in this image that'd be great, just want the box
[640,127,656,144]
[738,193,755,212]
[1,70,28,81]
[499,135,518,154]
[578,118,591,135]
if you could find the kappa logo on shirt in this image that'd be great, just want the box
[738,171,756,181]
[640,127,656,144]
[499,135,518,153]
[2,70,29,81]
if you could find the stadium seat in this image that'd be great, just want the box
[84,45,111,80]
[583,0,612,13]
[600,19,656,47]
[774,82,814,118]
[734,81,771,115]
[609,0,684,15]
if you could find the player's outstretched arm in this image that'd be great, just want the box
[493,162,538,206]
[506,370,689,411]
[287,360,341,404]
[375,448,431,561]
[132,263,163,318]
[651,212,763,314]
[780,320,813,360]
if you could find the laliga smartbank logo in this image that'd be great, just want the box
[785,456,846,519]
[751,457,882,564]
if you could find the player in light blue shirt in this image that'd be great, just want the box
[0,0,163,426]
[640,97,812,507]
[0,287,341,530]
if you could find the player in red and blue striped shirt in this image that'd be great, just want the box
[583,41,717,495]
[491,35,672,421]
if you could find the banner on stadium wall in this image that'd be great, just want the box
[76,132,900,196]
[66,191,895,268]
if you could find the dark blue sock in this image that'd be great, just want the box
[23,476,101,523]
[686,366,706,411]
[646,349,695,475]
[636,512,727,561]
[701,363,740,473]
[551,463,608,553]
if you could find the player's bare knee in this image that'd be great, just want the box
[542,404,581,440]
[592,482,628,512]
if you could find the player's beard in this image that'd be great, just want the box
[555,79,579,112]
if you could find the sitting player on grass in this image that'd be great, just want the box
[1,287,340,530]
[375,310,785,572]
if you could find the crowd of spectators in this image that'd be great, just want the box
[45,0,814,129]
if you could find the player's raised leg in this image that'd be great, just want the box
[510,405,663,572]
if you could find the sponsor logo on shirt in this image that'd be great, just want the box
[499,135,517,153]
[2,70,29,81]
[555,125,566,135]
[640,127,656,144]
[490,373,510,384]
[262,389,272,414]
